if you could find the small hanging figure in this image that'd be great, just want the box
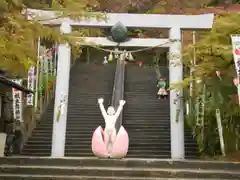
[120,52,125,61]
[108,52,113,63]
[123,50,128,59]
[128,52,134,61]
[98,98,126,155]
[103,56,108,65]
[157,77,168,99]
[114,48,119,59]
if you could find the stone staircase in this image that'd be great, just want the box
[123,65,198,158]
[0,157,239,179]
[21,63,116,156]
[4,63,239,179]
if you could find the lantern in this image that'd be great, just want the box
[111,22,128,43]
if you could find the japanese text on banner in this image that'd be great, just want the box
[231,35,240,105]
[231,35,240,74]
[27,67,35,105]
[12,79,23,122]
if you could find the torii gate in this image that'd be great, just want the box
[27,9,214,160]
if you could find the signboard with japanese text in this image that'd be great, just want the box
[231,35,240,105]
[12,79,23,122]
[231,35,240,74]
[27,67,35,105]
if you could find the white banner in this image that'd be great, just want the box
[231,35,240,74]
[12,79,23,122]
[27,66,35,105]
[43,56,49,75]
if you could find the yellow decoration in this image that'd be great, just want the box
[129,52,134,61]
[108,52,113,61]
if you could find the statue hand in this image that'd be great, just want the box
[98,98,104,104]
[119,100,126,106]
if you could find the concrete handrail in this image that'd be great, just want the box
[111,59,125,132]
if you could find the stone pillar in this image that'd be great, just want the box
[51,22,72,157]
[169,27,185,159]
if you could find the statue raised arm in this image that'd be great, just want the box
[113,100,126,124]
[98,98,107,121]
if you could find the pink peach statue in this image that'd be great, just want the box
[91,98,129,158]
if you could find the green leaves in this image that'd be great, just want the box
[183,13,240,155]
[184,13,240,81]
[0,0,102,76]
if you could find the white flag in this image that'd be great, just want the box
[12,79,23,122]
[231,35,240,74]
[231,35,240,105]
[27,66,35,105]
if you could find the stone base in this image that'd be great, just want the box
[0,133,6,157]
[0,157,239,179]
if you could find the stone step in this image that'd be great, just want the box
[29,131,172,136]
[36,124,174,129]
[123,111,170,114]
[22,142,175,148]
[123,117,170,120]
[123,106,170,109]
[123,105,169,108]
[125,154,196,159]
[36,122,174,127]
[45,113,103,117]
[123,98,169,101]
[35,124,103,129]
[25,137,195,144]
[22,148,92,153]
[68,92,112,96]
[0,174,221,180]
[22,144,175,151]
[6,157,238,170]
[0,165,239,179]
[21,148,194,155]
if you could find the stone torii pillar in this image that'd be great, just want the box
[169,27,184,159]
[51,22,72,157]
